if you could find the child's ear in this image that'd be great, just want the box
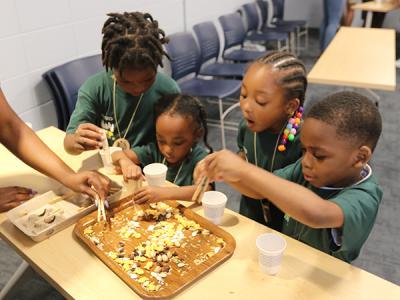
[194,127,204,141]
[286,98,300,115]
[353,145,372,168]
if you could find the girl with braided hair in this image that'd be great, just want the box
[64,12,180,155]
[112,94,212,203]
[232,51,307,231]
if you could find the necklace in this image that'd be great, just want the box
[161,157,185,184]
[112,79,144,150]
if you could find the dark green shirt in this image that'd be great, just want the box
[275,159,382,262]
[66,71,180,148]
[132,143,209,186]
[237,119,302,229]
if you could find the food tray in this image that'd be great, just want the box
[74,199,236,299]
[7,183,122,242]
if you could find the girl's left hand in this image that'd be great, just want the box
[133,186,163,204]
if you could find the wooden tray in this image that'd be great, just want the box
[74,198,236,299]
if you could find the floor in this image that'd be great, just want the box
[0,30,399,299]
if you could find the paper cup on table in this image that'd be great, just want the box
[256,233,287,275]
[143,163,167,187]
[201,191,227,225]
[99,146,122,174]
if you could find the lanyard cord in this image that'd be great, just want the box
[112,79,144,140]
[161,157,185,184]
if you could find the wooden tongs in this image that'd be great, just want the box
[191,176,209,204]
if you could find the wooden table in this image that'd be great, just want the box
[1,127,400,299]
[352,1,400,28]
[308,26,396,92]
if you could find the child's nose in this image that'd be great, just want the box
[302,153,312,169]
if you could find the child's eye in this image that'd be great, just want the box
[173,142,184,146]
[256,100,267,106]
[240,94,247,100]
[314,154,326,161]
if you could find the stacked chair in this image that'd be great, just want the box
[165,32,242,149]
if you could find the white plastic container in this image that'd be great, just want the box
[7,184,122,242]
[143,163,167,187]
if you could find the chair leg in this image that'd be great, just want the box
[218,98,226,149]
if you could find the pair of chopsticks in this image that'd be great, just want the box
[192,176,209,204]
[91,185,107,223]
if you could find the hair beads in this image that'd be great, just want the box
[278,106,303,152]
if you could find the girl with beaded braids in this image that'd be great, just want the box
[64,12,180,155]
[234,51,307,231]
[112,94,212,203]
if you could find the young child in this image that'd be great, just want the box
[236,51,307,231]
[113,94,212,203]
[201,91,383,262]
[64,12,180,155]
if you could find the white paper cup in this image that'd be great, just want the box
[201,191,228,225]
[143,163,167,187]
[256,233,287,275]
[99,146,122,173]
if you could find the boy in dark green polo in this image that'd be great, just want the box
[64,12,179,155]
[201,91,383,262]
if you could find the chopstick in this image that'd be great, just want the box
[192,175,209,204]
[132,178,143,212]
[102,130,112,166]
[91,185,107,223]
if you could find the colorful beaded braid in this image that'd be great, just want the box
[277,106,304,152]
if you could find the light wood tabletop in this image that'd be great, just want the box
[308,26,396,91]
[352,1,400,13]
[1,127,399,299]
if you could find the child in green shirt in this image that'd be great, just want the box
[200,91,383,262]
[64,12,180,155]
[113,94,212,203]
[236,51,307,230]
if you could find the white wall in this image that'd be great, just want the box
[0,0,252,130]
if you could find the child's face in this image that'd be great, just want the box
[300,118,364,188]
[156,114,199,165]
[240,63,293,133]
[114,66,156,96]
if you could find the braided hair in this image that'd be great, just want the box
[101,12,169,75]
[255,51,307,105]
[154,94,213,153]
[307,91,382,152]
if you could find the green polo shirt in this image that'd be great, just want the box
[66,70,180,148]
[237,119,302,230]
[132,143,209,186]
[275,159,382,262]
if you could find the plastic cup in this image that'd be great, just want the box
[99,146,122,173]
[256,233,287,275]
[143,163,167,187]
[201,191,228,225]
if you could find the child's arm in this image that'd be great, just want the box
[133,185,204,204]
[203,150,344,229]
[112,150,142,181]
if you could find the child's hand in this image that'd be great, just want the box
[118,158,143,182]
[72,123,104,152]
[203,150,247,183]
[133,186,163,204]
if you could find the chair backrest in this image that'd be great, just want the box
[43,54,103,129]
[218,13,246,51]
[164,32,201,81]
[257,0,269,26]
[193,21,221,64]
[242,2,261,32]
[272,0,284,20]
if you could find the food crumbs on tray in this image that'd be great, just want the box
[82,202,227,293]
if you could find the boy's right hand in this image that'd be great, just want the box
[117,158,143,182]
[0,186,36,212]
[70,123,104,153]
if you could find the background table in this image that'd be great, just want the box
[352,1,400,28]
[308,26,396,93]
[1,127,399,299]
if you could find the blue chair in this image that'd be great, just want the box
[193,21,248,79]
[165,32,242,149]
[43,54,103,130]
[218,12,267,62]
[240,3,289,51]
[268,0,308,52]
[242,2,296,52]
